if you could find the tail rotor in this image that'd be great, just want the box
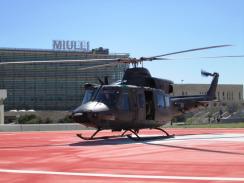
[201,70,215,77]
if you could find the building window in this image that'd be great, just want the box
[239,92,242,100]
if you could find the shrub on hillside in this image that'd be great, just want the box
[18,114,42,124]
[58,115,74,123]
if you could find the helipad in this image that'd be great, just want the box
[0,128,244,183]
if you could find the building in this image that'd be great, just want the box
[173,84,243,103]
[0,47,129,111]
[0,90,7,124]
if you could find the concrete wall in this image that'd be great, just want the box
[5,110,70,124]
[220,118,244,123]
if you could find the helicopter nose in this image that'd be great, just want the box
[70,111,91,124]
[70,101,110,124]
[73,101,109,114]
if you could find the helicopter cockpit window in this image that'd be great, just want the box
[119,93,129,111]
[95,89,119,107]
[156,92,165,108]
[82,89,96,104]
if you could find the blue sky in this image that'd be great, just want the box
[0,0,244,84]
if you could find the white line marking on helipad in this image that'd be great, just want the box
[137,133,244,144]
[0,169,244,181]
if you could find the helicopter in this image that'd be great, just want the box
[69,45,227,140]
[1,44,242,140]
[70,69,219,141]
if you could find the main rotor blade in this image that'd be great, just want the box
[140,57,171,61]
[199,55,244,59]
[146,45,232,59]
[167,55,244,60]
[0,58,120,65]
[78,62,120,71]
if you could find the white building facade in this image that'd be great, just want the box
[172,84,243,103]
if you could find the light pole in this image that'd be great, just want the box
[181,80,184,95]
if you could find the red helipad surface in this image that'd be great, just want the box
[0,128,244,183]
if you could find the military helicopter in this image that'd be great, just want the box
[1,45,242,140]
[70,46,225,140]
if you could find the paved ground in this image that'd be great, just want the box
[0,128,244,182]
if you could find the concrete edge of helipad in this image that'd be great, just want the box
[0,123,94,132]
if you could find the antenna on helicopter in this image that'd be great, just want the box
[96,76,109,85]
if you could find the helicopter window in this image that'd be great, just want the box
[119,93,129,111]
[156,93,165,108]
[95,89,119,107]
[82,89,96,104]
[138,94,145,108]
[165,96,170,107]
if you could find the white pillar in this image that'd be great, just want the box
[0,102,3,125]
[0,90,7,125]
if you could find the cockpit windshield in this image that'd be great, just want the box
[95,89,119,107]
[82,89,96,104]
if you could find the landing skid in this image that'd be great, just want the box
[126,128,174,141]
[76,133,128,140]
[76,129,130,141]
[76,128,174,141]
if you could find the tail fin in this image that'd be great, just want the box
[201,70,219,100]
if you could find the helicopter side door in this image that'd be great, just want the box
[136,89,146,121]
[117,89,133,123]
[128,89,139,122]
[154,90,171,122]
[130,88,145,122]
[145,90,155,120]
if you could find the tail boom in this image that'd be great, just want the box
[171,71,219,113]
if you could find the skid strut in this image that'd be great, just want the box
[76,129,130,140]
